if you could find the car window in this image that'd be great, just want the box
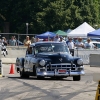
[93,43,100,48]
[97,44,100,48]
[35,43,69,53]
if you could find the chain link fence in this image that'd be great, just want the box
[0,33,37,47]
[0,33,100,65]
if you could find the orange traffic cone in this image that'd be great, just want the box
[9,64,14,74]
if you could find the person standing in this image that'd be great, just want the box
[31,37,35,43]
[23,36,31,46]
[67,38,75,56]
[3,37,8,46]
[84,38,96,49]
[59,36,66,43]
[9,36,17,46]
[75,37,84,49]
[54,34,60,42]
[35,37,39,42]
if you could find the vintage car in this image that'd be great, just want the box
[15,41,85,81]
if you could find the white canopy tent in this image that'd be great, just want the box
[67,22,95,38]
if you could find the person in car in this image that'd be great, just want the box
[84,38,96,49]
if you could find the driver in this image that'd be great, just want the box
[53,46,62,52]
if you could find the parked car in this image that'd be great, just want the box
[91,41,100,48]
[15,41,85,81]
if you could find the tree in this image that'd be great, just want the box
[0,0,99,35]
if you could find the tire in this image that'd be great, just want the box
[20,58,29,78]
[33,66,44,79]
[73,75,81,81]
[20,68,25,78]
[20,68,29,78]
[37,76,44,80]
[33,65,36,76]
[22,58,24,66]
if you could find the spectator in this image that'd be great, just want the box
[67,38,75,56]
[43,39,48,41]
[75,37,84,49]
[66,37,70,45]
[35,37,39,42]
[49,38,52,41]
[3,37,8,46]
[26,44,32,54]
[84,38,96,49]
[13,36,16,40]
[24,36,31,46]
[67,38,75,49]
[9,36,17,46]
[73,38,78,44]
[2,37,4,43]
[64,36,68,41]
[54,34,60,42]
[59,36,66,43]
[51,37,55,41]
[31,37,35,43]
[0,39,3,46]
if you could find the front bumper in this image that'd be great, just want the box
[36,70,85,77]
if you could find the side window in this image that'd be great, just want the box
[94,43,97,47]
[97,44,100,48]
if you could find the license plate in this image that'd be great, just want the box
[58,69,66,73]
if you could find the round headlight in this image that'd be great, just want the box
[77,59,83,65]
[39,60,46,66]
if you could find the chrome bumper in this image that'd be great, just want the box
[37,70,85,77]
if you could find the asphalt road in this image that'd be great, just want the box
[0,64,99,100]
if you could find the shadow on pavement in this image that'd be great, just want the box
[7,76,72,81]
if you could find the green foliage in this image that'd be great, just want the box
[0,0,99,34]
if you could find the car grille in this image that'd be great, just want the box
[46,63,76,71]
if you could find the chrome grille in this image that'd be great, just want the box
[46,63,76,71]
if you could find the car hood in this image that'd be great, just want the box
[36,52,74,63]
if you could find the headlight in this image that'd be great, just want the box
[39,60,46,66]
[77,59,83,65]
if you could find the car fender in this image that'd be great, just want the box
[15,57,24,72]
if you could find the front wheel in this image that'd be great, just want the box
[37,76,44,80]
[20,68,29,78]
[73,75,81,81]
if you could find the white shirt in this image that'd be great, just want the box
[84,42,95,49]
[75,42,84,49]
[67,41,74,49]
[60,40,66,43]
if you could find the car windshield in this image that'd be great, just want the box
[93,43,100,48]
[34,43,69,53]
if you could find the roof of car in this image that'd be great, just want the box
[30,41,64,47]
[91,41,100,44]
